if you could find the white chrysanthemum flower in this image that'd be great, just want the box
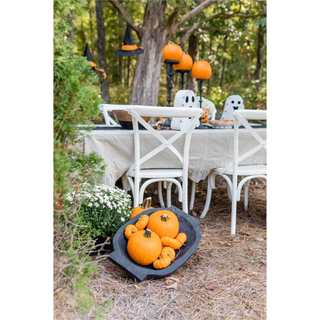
[120,217,125,222]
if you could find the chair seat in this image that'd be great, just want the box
[214,164,267,176]
[127,168,183,179]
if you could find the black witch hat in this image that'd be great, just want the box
[115,24,144,57]
[83,43,107,79]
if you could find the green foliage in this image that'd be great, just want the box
[64,248,112,318]
[67,184,132,239]
[54,0,110,317]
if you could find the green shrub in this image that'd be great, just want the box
[67,184,132,239]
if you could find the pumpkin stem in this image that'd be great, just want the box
[144,229,152,238]
[161,214,169,221]
[142,197,152,209]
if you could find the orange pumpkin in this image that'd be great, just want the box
[131,197,153,218]
[173,53,193,71]
[153,253,172,269]
[135,214,149,230]
[124,224,139,239]
[175,233,187,245]
[201,108,209,123]
[127,229,162,265]
[147,210,179,239]
[192,60,212,80]
[161,246,176,261]
[162,44,183,62]
[161,236,182,250]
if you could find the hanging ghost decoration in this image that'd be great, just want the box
[171,90,200,130]
[221,95,245,121]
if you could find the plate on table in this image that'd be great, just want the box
[108,206,202,282]
[208,120,234,128]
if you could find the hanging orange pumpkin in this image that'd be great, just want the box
[201,108,209,123]
[127,229,162,266]
[131,197,153,218]
[162,44,183,62]
[192,60,212,80]
[147,210,179,239]
[173,53,193,71]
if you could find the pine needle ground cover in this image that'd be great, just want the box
[54,178,266,320]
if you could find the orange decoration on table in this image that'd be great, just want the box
[173,53,193,71]
[192,60,212,80]
[162,44,183,62]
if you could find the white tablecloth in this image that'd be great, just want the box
[83,128,266,187]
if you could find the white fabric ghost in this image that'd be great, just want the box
[171,90,200,130]
[221,95,245,121]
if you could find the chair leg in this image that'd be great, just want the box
[189,181,196,210]
[166,182,172,207]
[244,181,249,211]
[231,175,238,235]
[158,181,165,207]
[200,174,213,218]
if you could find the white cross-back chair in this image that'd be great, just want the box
[123,105,203,213]
[98,104,122,127]
[200,110,267,234]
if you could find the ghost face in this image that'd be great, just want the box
[173,90,197,108]
[221,95,244,120]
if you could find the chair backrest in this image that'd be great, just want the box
[221,95,245,121]
[125,106,203,177]
[221,109,267,173]
[98,104,122,127]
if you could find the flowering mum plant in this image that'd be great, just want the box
[196,96,217,119]
[67,183,132,239]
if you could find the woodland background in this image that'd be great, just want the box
[69,0,266,116]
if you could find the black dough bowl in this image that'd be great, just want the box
[108,206,202,282]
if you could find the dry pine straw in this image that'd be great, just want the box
[54,178,266,320]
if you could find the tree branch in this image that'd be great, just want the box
[179,11,266,33]
[176,0,230,29]
[107,0,142,37]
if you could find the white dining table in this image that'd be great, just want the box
[82,126,266,189]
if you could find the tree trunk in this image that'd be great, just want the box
[220,36,228,89]
[95,0,110,103]
[255,24,265,92]
[186,34,199,93]
[129,0,167,105]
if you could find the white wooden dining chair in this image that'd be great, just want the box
[124,105,203,213]
[98,104,122,127]
[200,109,267,234]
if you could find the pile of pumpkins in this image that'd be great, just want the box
[124,198,187,270]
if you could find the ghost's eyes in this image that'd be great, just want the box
[238,101,241,104]
[231,101,234,104]
[186,96,189,103]
[192,96,195,103]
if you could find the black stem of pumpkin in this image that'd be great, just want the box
[161,214,169,221]
[144,229,152,238]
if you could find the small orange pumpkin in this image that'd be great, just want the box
[173,53,193,71]
[192,60,212,80]
[201,108,209,123]
[131,197,153,218]
[124,224,139,239]
[135,214,149,231]
[127,229,162,266]
[162,44,183,62]
[161,236,182,250]
[153,253,172,269]
[147,210,179,239]
[161,246,176,261]
[175,233,187,245]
